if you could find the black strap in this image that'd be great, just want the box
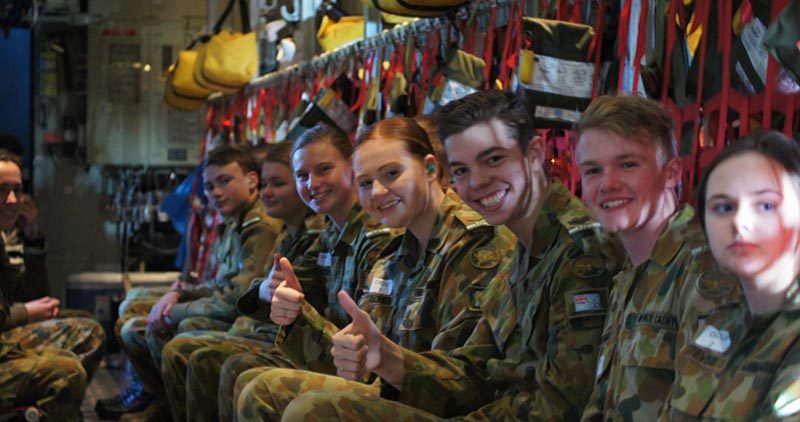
[212,0,251,34]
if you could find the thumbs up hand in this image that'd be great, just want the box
[259,253,283,303]
[331,291,382,381]
[270,257,304,326]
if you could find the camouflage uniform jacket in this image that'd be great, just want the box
[383,181,624,420]
[360,189,516,352]
[171,198,281,323]
[582,206,742,421]
[665,280,800,421]
[279,204,400,367]
[237,213,328,320]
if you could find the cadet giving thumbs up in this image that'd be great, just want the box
[331,291,382,381]
[270,257,304,326]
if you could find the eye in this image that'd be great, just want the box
[318,164,332,174]
[451,166,467,177]
[486,155,504,166]
[203,183,214,191]
[218,176,232,186]
[582,167,601,177]
[756,201,777,211]
[710,202,735,214]
[359,180,373,189]
[296,172,309,182]
[621,161,640,169]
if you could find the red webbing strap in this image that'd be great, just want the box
[763,0,789,129]
[350,49,375,113]
[381,41,403,102]
[617,0,633,94]
[484,3,498,90]
[463,17,478,54]
[557,0,568,20]
[498,0,518,89]
[631,0,649,94]
[590,0,609,98]
[660,0,679,102]
[691,0,711,147]
[715,0,732,148]
[570,0,584,23]
[263,88,276,143]
[418,30,440,112]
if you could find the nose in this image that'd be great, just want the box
[5,190,17,205]
[308,174,322,191]
[468,169,491,191]
[371,179,388,198]
[598,168,623,193]
[261,185,273,198]
[732,207,754,236]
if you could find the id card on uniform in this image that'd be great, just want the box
[368,277,393,296]
[318,252,332,267]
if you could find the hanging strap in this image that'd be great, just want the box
[715,0,732,148]
[616,0,633,93]
[660,0,679,102]
[763,0,789,129]
[691,0,711,147]
[631,0,649,94]
[570,0,584,23]
[498,0,518,89]
[483,2,498,90]
[590,0,609,98]
[211,0,252,34]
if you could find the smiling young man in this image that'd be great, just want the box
[278,90,624,421]
[574,95,740,421]
[108,145,281,421]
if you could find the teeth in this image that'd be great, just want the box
[479,190,506,207]
[312,191,330,200]
[377,199,400,210]
[602,199,631,209]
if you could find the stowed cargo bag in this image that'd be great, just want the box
[165,65,205,111]
[763,0,800,84]
[516,18,595,128]
[360,0,468,17]
[172,46,213,100]
[194,0,257,94]
[317,15,365,53]
[423,47,485,114]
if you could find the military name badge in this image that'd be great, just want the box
[317,252,332,267]
[774,383,800,418]
[369,277,393,296]
[693,325,731,354]
[696,271,736,298]
[572,254,605,278]
[471,247,500,269]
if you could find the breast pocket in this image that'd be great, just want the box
[399,288,437,332]
[669,344,729,417]
[620,322,677,404]
[362,293,395,334]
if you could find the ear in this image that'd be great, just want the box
[423,154,439,182]
[246,172,259,189]
[663,156,683,190]
[525,135,546,171]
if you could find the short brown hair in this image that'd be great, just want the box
[205,144,259,175]
[262,141,294,168]
[291,123,352,162]
[577,95,677,165]
[414,115,449,181]
[356,117,442,179]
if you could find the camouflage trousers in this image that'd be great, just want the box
[119,313,231,398]
[1,317,105,380]
[236,368,378,422]
[279,390,518,422]
[0,347,87,421]
[161,330,279,422]
[114,286,168,340]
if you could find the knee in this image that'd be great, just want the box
[282,391,337,420]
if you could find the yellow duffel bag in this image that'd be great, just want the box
[193,0,257,94]
[165,65,206,111]
[361,0,468,17]
[172,48,213,99]
[317,15,364,53]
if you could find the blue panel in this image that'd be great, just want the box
[0,28,32,166]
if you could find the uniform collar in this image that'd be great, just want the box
[527,180,575,260]
[330,204,368,247]
[649,205,701,267]
[396,188,462,261]
[781,281,800,312]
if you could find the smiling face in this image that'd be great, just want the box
[353,138,434,229]
[260,161,307,221]
[445,119,542,226]
[0,160,22,230]
[202,161,258,217]
[576,128,681,234]
[292,140,355,223]
[704,152,800,283]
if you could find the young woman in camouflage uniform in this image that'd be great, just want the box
[233,116,516,421]
[160,141,326,422]
[663,131,800,420]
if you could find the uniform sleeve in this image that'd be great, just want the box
[2,303,27,329]
[277,302,339,369]
[171,222,277,323]
[21,235,50,300]
[756,340,800,420]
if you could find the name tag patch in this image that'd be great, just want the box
[693,325,731,354]
[368,277,393,296]
[574,292,602,313]
[317,252,332,267]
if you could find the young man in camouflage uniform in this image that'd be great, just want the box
[278,90,624,421]
[575,95,741,421]
[106,145,282,421]
[0,151,88,421]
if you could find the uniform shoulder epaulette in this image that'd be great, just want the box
[453,208,491,232]
[690,244,710,257]
[557,203,602,237]
[241,216,263,229]
[365,227,393,239]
